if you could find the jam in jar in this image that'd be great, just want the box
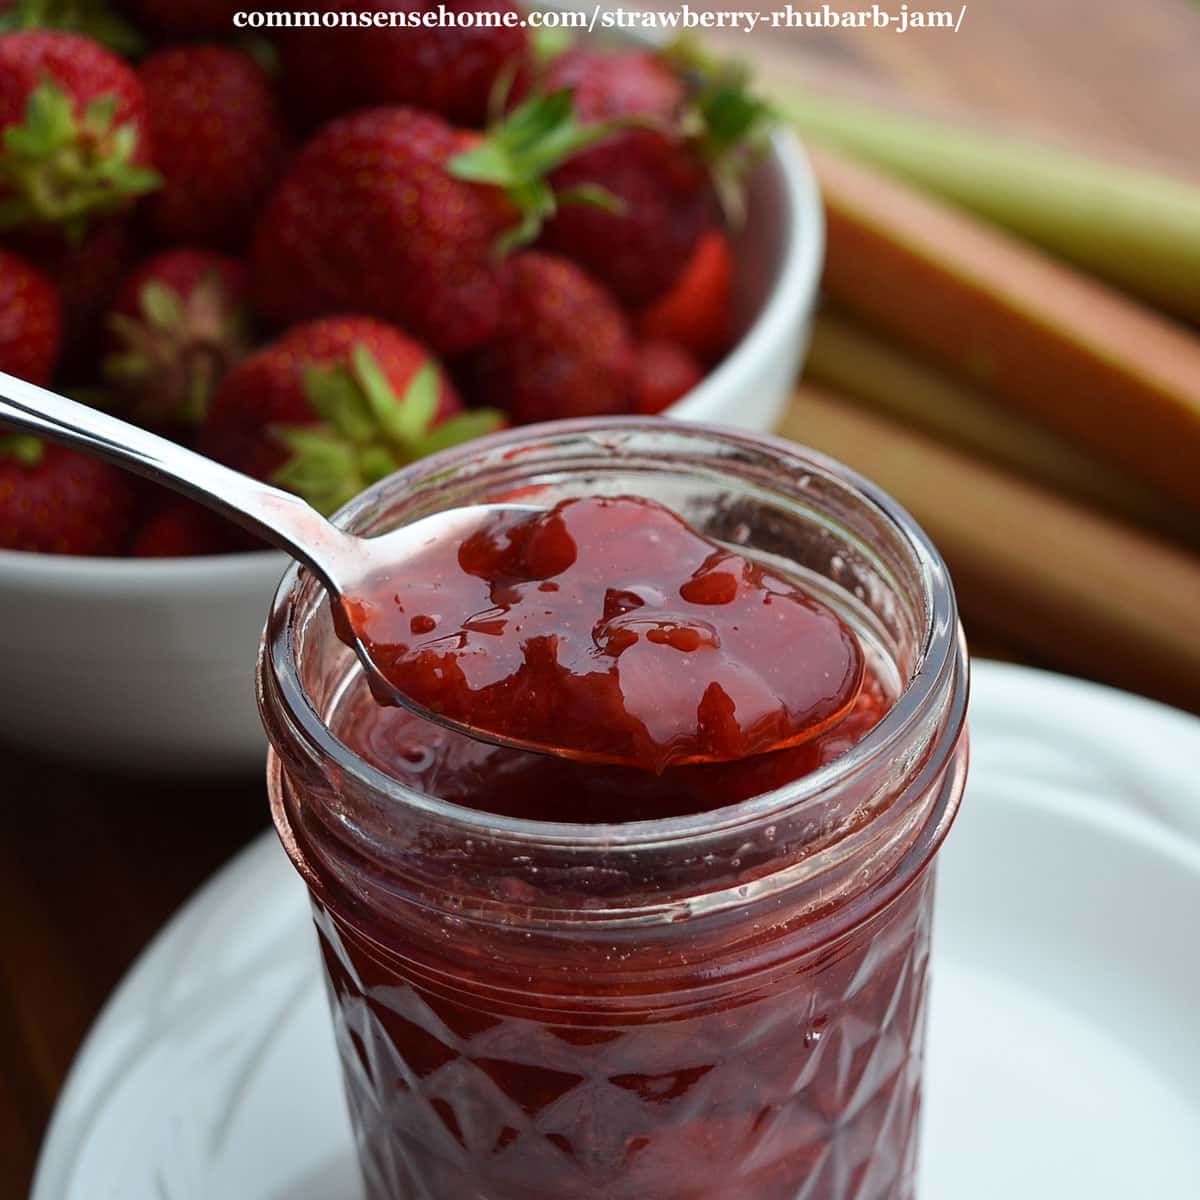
[260,420,969,1200]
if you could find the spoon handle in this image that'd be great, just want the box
[0,369,353,583]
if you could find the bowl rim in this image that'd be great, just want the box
[0,127,820,589]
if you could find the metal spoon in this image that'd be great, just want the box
[0,368,549,754]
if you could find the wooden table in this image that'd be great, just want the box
[4,3,1198,1196]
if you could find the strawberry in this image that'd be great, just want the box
[532,48,717,308]
[527,45,773,309]
[19,216,129,351]
[130,496,238,557]
[633,339,703,414]
[0,32,156,347]
[279,0,528,129]
[0,246,62,384]
[202,316,503,515]
[455,251,634,425]
[138,46,287,250]
[0,436,134,554]
[636,228,734,364]
[0,32,157,238]
[251,108,519,355]
[114,0,236,37]
[104,248,249,432]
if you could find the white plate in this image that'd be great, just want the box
[32,662,1200,1200]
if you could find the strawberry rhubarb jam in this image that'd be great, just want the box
[261,421,969,1200]
[342,494,867,771]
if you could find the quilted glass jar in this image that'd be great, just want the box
[259,420,969,1200]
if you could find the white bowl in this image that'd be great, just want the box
[0,131,823,774]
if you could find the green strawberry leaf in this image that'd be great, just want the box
[449,90,626,251]
[0,78,160,233]
[269,426,362,517]
[102,345,150,382]
[555,182,625,215]
[348,345,395,407]
[414,409,506,457]
[302,363,374,443]
[140,281,183,331]
[494,180,556,255]
[662,37,776,226]
[106,122,137,162]
[82,95,119,139]
[379,357,440,445]
[0,434,46,466]
[447,140,515,187]
[5,82,73,156]
[277,348,499,512]
[357,445,398,487]
[108,162,161,192]
[348,345,411,442]
[530,25,574,66]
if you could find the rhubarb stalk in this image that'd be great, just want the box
[783,91,1200,323]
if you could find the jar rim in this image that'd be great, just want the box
[263,417,965,851]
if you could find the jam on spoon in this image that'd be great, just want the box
[342,495,865,772]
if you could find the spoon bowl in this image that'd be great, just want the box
[321,501,569,752]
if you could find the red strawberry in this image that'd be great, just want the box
[0,32,157,238]
[0,32,156,346]
[633,339,703,414]
[252,108,513,355]
[19,216,130,352]
[533,49,716,308]
[279,0,528,129]
[0,436,134,554]
[130,497,238,557]
[202,316,503,515]
[138,45,287,250]
[0,247,62,384]
[636,229,734,364]
[104,248,249,432]
[455,251,634,425]
[114,0,237,37]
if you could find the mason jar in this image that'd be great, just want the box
[259,418,969,1200]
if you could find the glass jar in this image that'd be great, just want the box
[259,419,969,1200]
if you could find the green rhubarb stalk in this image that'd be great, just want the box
[804,311,1200,549]
[780,91,1200,323]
